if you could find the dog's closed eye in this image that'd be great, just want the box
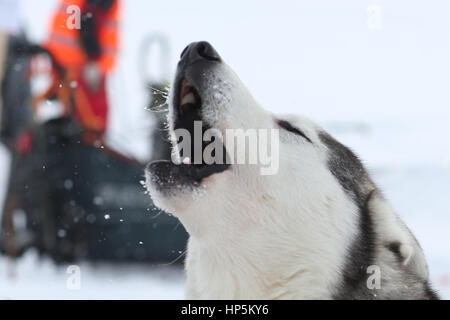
[276,119,312,143]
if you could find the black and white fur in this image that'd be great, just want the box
[145,42,438,300]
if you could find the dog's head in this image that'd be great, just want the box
[145,42,367,238]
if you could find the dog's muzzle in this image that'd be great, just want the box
[147,42,230,190]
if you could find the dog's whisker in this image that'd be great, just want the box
[160,249,187,266]
[145,102,169,112]
[149,209,164,220]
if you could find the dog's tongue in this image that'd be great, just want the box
[180,79,192,100]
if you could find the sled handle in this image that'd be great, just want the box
[138,32,171,87]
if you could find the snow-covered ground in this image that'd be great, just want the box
[0,250,185,300]
[0,0,449,299]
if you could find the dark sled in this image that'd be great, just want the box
[1,42,187,264]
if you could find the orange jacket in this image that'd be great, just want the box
[45,0,120,73]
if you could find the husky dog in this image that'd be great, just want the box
[145,42,438,300]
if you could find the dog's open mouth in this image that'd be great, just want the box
[178,79,200,118]
[173,78,229,180]
[146,77,229,189]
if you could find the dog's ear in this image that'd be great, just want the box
[368,190,429,280]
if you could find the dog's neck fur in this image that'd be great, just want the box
[181,169,359,299]
[185,226,341,299]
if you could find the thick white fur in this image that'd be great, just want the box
[146,60,432,299]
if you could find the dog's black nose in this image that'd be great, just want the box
[180,41,221,64]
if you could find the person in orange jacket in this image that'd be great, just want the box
[44,0,120,135]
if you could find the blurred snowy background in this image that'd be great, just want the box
[0,0,449,299]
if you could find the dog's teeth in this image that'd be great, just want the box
[182,157,191,165]
[181,92,196,105]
